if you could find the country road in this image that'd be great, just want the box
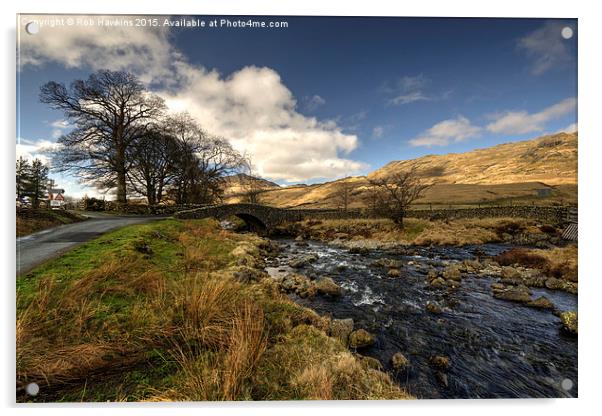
[16,212,168,275]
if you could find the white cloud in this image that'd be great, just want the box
[387,74,431,106]
[409,116,481,147]
[49,119,70,139]
[389,91,429,105]
[19,15,367,183]
[486,97,576,135]
[305,94,326,111]
[372,126,384,138]
[16,138,62,165]
[386,74,451,106]
[557,123,578,134]
[517,21,575,75]
[160,65,369,182]
[19,15,175,84]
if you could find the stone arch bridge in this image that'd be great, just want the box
[174,203,332,232]
[174,203,574,233]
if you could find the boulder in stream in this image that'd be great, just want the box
[560,311,578,335]
[426,301,443,314]
[430,355,450,369]
[348,329,375,348]
[315,277,343,297]
[491,284,532,303]
[387,268,402,278]
[442,264,462,281]
[289,254,318,268]
[391,352,410,371]
[527,296,555,310]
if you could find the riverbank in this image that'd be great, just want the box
[17,218,411,402]
[275,217,564,248]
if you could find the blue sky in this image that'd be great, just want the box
[17,16,577,197]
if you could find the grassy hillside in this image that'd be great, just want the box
[231,133,577,209]
[223,173,280,198]
[370,132,577,185]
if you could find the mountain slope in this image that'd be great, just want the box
[370,132,577,185]
[226,132,577,208]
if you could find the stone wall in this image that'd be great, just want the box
[287,205,572,225]
[405,206,571,224]
[174,203,574,228]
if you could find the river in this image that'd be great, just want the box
[265,238,578,399]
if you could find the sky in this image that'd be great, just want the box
[16,15,577,198]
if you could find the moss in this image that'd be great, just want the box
[560,311,578,335]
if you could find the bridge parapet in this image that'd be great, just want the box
[174,203,575,230]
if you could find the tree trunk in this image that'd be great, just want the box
[115,144,127,204]
[116,170,127,204]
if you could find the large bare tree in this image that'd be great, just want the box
[368,167,431,227]
[126,121,178,205]
[167,113,246,205]
[40,70,165,203]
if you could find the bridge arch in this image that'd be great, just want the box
[231,212,268,233]
[174,203,294,232]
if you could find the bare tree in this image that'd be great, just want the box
[239,160,264,204]
[40,70,166,204]
[167,113,246,205]
[368,167,431,227]
[127,121,178,205]
[333,179,352,212]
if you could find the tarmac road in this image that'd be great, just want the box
[16,212,167,275]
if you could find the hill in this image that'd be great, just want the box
[370,132,577,185]
[222,173,280,198]
[225,132,577,208]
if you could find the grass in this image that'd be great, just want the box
[17,218,411,402]
[494,245,578,282]
[284,217,549,246]
[16,209,87,237]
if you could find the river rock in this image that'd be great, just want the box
[289,254,318,268]
[527,296,555,309]
[435,372,449,388]
[315,277,343,296]
[329,318,354,344]
[429,277,446,289]
[560,311,578,335]
[426,301,443,314]
[387,268,402,278]
[492,284,532,303]
[545,277,565,290]
[349,329,375,348]
[442,264,462,281]
[275,273,316,298]
[370,258,388,268]
[501,266,522,280]
[349,246,370,255]
[391,352,409,371]
[430,355,450,369]
[459,259,481,273]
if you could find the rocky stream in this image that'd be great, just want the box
[264,238,578,399]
